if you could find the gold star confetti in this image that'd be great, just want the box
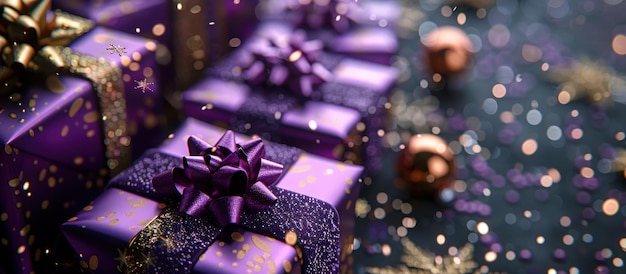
[366,238,479,274]
[106,43,127,56]
[140,252,156,269]
[115,248,133,272]
[134,78,154,93]
[550,58,626,106]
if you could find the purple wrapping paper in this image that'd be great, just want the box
[206,21,398,169]
[211,21,399,114]
[52,0,261,93]
[0,77,106,274]
[1,146,104,274]
[61,189,304,274]
[183,78,364,163]
[50,0,176,85]
[70,27,164,159]
[62,118,364,273]
[320,27,399,65]
[259,0,400,64]
[50,0,171,50]
[0,26,160,274]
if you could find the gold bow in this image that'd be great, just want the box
[0,0,93,84]
[1,0,130,174]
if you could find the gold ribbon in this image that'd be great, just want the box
[1,0,130,174]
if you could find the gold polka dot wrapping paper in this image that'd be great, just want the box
[0,2,162,273]
[51,0,262,105]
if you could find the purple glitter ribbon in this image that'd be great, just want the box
[151,131,283,227]
[118,132,340,273]
[241,30,333,97]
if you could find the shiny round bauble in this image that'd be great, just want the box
[422,26,473,76]
[396,134,456,197]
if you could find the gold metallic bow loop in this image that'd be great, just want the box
[0,0,93,81]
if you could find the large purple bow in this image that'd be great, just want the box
[241,30,333,97]
[285,0,361,32]
[152,131,284,227]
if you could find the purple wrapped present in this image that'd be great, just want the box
[70,27,164,158]
[62,118,364,273]
[0,3,160,273]
[52,0,261,97]
[259,0,400,64]
[183,78,364,164]
[206,21,398,169]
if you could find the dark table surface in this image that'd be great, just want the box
[353,1,626,273]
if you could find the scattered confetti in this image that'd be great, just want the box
[106,43,127,56]
[134,78,154,93]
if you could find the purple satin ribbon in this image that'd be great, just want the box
[241,30,333,97]
[151,131,284,227]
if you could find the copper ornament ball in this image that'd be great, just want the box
[397,134,456,197]
[422,26,473,76]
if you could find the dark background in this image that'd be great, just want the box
[354,1,626,273]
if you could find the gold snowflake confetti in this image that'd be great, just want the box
[115,248,133,271]
[106,43,127,56]
[366,238,479,274]
[550,58,626,106]
[140,252,157,269]
[134,78,154,93]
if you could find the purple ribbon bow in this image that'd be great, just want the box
[151,131,284,227]
[285,0,361,32]
[242,30,333,97]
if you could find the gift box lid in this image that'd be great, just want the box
[281,101,361,140]
[183,78,251,113]
[332,57,399,92]
[328,27,398,55]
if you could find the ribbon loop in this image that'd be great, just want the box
[0,0,93,85]
[152,132,283,227]
[241,31,332,98]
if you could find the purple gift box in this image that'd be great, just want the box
[183,78,364,164]
[259,0,400,64]
[62,118,364,273]
[207,21,398,169]
[70,27,164,159]
[52,0,261,94]
[0,24,161,273]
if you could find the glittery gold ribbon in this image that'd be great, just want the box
[0,0,130,174]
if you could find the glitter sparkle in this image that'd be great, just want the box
[115,248,133,271]
[106,43,127,56]
[134,78,154,93]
